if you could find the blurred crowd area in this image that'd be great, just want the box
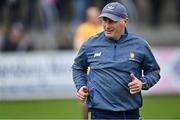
[0,0,180,52]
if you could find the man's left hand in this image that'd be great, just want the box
[128,74,143,94]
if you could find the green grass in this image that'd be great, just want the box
[0,96,180,119]
[0,99,83,119]
[141,95,180,119]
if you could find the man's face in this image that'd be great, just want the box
[102,17,128,40]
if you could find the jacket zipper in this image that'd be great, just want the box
[113,44,117,61]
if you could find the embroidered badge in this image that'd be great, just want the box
[130,52,135,60]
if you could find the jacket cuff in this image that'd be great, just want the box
[139,77,149,90]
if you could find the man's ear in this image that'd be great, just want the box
[124,19,128,26]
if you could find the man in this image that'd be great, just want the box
[72,2,160,119]
[73,6,103,51]
[0,22,34,52]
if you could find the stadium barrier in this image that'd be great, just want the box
[0,48,180,100]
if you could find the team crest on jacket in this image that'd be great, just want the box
[129,52,135,60]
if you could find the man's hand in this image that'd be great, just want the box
[77,86,89,103]
[128,73,143,94]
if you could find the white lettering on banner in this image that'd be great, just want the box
[0,52,74,86]
[0,51,77,100]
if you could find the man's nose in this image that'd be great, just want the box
[104,22,111,28]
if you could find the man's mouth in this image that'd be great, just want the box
[105,30,113,34]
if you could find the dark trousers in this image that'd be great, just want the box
[88,108,141,120]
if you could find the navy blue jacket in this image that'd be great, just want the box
[72,29,160,111]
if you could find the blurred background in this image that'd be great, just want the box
[0,0,180,119]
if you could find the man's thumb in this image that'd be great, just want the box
[130,73,136,81]
[82,87,88,93]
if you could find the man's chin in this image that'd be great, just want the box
[105,33,111,37]
[105,34,113,39]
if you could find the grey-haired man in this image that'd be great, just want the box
[72,2,160,119]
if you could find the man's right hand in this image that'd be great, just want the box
[77,86,89,103]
